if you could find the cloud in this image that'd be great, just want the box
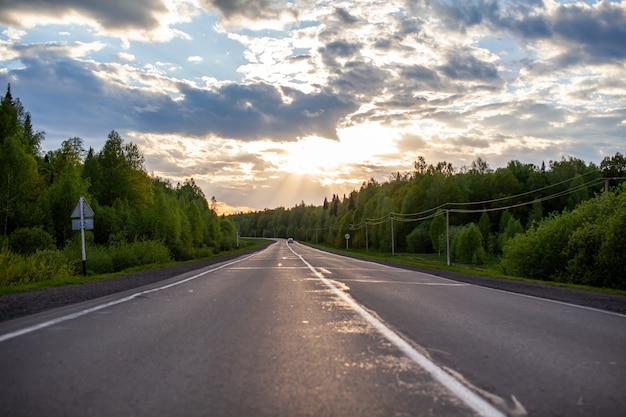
[0,46,358,143]
[201,0,299,30]
[333,7,360,25]
[188,55,203,63]
[421,0,626,68]
[2,27,26,40]
[0,0,167,30]
[115,52,135,63]
[0,0,197,42]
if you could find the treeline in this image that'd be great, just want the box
[1,85,237,284]
[231,155,626,289]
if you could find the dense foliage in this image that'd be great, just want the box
[0,85,237,284]
[501,183,626,289]
[231,157,625,289]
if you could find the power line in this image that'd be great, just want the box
[357,175,606,227]
[391,170,600,218]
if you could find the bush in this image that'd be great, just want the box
[109,240,171,271]
[501,184,626,289]
[0,246,73,286]
[452,223,484,265]
[406,221,433,253]
[86,245,114,274]
[9,227,55,255]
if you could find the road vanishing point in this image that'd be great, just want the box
[1,240,624,416]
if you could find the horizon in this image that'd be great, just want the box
[1,0,624,213]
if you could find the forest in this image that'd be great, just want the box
[230,155,626,290]
[0,85,238,286]
[1,84,624,290]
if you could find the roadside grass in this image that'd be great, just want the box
[309,243,626,297]
[0,238,272,296]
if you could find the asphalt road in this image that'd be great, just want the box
[1,241,624,416]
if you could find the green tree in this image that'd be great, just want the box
[478,211,491,250]
[498,216,524,252]
[501,184,626,289]
[429,211,446,255]
[453,223,484,264]
[0,134,42,235]
[406,221,432,253]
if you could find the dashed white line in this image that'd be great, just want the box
[287,243,506,417]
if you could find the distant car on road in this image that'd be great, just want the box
[287,238,294,243]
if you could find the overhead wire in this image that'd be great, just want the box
[358,175,605,226]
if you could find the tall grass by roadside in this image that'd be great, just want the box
[0,238,271,294]
[0,247,75,286]
[1,239,173,286]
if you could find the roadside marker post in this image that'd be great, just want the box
[71,196,95,276]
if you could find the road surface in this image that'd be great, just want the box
[0,240,624,416]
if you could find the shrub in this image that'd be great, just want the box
[9,227,55,255]
[452,223,484,265]
[406,221,433,253]
[109,240,171,271]
[0,246,73,286]
[86,245,114,274]
[501,184,626,289]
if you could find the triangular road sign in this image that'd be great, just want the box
[71,196,95,218]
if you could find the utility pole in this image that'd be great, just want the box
[446,210,450,266]
[391,216,395,256]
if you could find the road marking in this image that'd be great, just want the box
[303,246,626,318]
[478,285,626,318]
[0,252,261,343]
[343,278,467,286]
[287,245,507,417]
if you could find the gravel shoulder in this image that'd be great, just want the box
[1,242,625,322]
[0,248,266,322]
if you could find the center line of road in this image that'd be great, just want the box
[287,244,506,417]
[343,278,468,286]
[0,252,261,343]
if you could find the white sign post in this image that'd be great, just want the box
[71,196,95,276]
[344,233,350,250]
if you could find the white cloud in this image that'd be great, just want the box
[2,27,26,40]
[188,55,203,63]
[115,52,136,62]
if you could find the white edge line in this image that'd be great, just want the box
[288,244,506,417]
[0,252,260,343]
[476,285,626,319]
[312,246,626,319]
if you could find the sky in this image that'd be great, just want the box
[1,0,625,213]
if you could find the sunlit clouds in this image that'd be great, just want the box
[1,0,624,212]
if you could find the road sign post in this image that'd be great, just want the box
[344,233,350,250]
[71,196,95,276]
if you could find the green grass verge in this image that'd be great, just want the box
[309,243,626,297]
[0,238,272,296]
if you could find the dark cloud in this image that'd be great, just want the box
[433,0,502,31]
[0,49,357,144]
[318,39,362,66]
[201,0,297,25]
[333,7,360,25]
[0,0,167,31]
[160,83,358,140]
[400,65,443,90]
[329,60,390,98]
[550,2,626,65]
[440,51,501,82]
[422,0,626,67]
